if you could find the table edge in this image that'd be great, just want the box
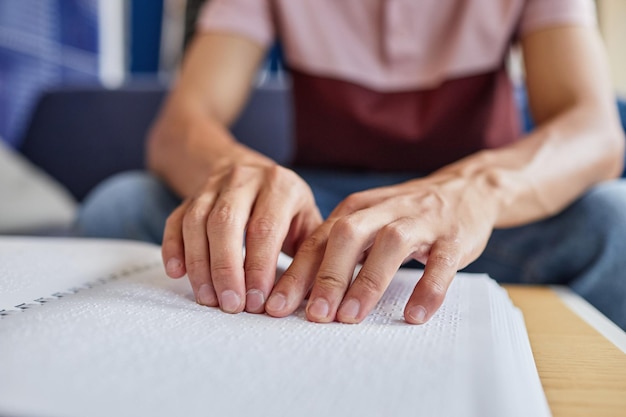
[549,285,626,354]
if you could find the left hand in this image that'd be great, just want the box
[264,172,501,324]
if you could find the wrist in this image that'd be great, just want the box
[433,158,516,228]
[210,142,276,173]
[434,150,534,228]
[472,167,517,224]
[147,105,275,197]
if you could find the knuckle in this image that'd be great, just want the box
[244,259,267,274]
[267,166,303,197]
[186,257,209,274]
[430,252,458,269]
[332,216,363,241]
[227,165,253,185]
[208,203,235,228]
[340,193,363,213]
[266,164,286,182]
[298,233,326,255]
[184,201,210,226]
[210,262,237,281]
[422,278,448,300]
[278,270,301,287]
[356,271,385,296]
[380,223,412,248]
[316,271,347,291]
[247,216,278,240]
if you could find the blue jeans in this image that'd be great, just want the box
[76,169,626,330]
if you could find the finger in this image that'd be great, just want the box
[282,205,323,256]
[243,168,322,313]
[336,217,419,323]
[304,212,380,323]
[264,224,330,318]
[404,240,460,324]
[208,168,260,313]
[306,204,411,323]
[243,173,302,313]
[162,202,187,279]
[181,195,219,307]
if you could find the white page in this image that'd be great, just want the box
[0,237,550,417]
[0,237,161,312]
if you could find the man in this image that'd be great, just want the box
[79,0,626,329]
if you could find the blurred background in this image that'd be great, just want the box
[0,0,624,235]
[0,0,285,234]
[0,0,287,148]
[0,0,182,148]
[1,0,624,149]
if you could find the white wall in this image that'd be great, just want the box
[597,0,626,95]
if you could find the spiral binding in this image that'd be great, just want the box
[0,262,161,319]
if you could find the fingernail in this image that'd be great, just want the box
[197,284,217,306]
[338,298,360,322]
[246,289,265,312]
[166,258,182,276]
[407,305,428,324]
[266,293,286,312]
[307,298,330,320]
[220,290,242,313]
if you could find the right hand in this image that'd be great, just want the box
[161,161,322,314]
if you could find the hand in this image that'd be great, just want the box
[265,172,500,324]
[161,161,322,314]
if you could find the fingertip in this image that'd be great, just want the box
[305,297,333,323]
[405,304,428,325]
[265,292,288,317]
[407,244,458,324]
[197,283,218,307]
[336,298,362,324]
[165,258,185,278]
[245,289,265,314]
[219,290,244,314]
[405,281,446,325]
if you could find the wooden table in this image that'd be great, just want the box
[505,286,626,417]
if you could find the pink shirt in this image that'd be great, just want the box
[198,0,596,172]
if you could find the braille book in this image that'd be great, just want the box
[0,237,550,417]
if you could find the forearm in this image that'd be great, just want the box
[437,103,624,228]
[430,24,626,229]
[146,32,270,198]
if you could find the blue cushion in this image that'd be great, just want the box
[18,81,292,201]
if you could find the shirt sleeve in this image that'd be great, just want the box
[196,0,275,48]
[519,0,597,36]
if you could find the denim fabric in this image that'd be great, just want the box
[77,171,180,243]
[77,170,626,330]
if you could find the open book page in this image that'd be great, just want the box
[0,237,161,312]
[0,237,550,417]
